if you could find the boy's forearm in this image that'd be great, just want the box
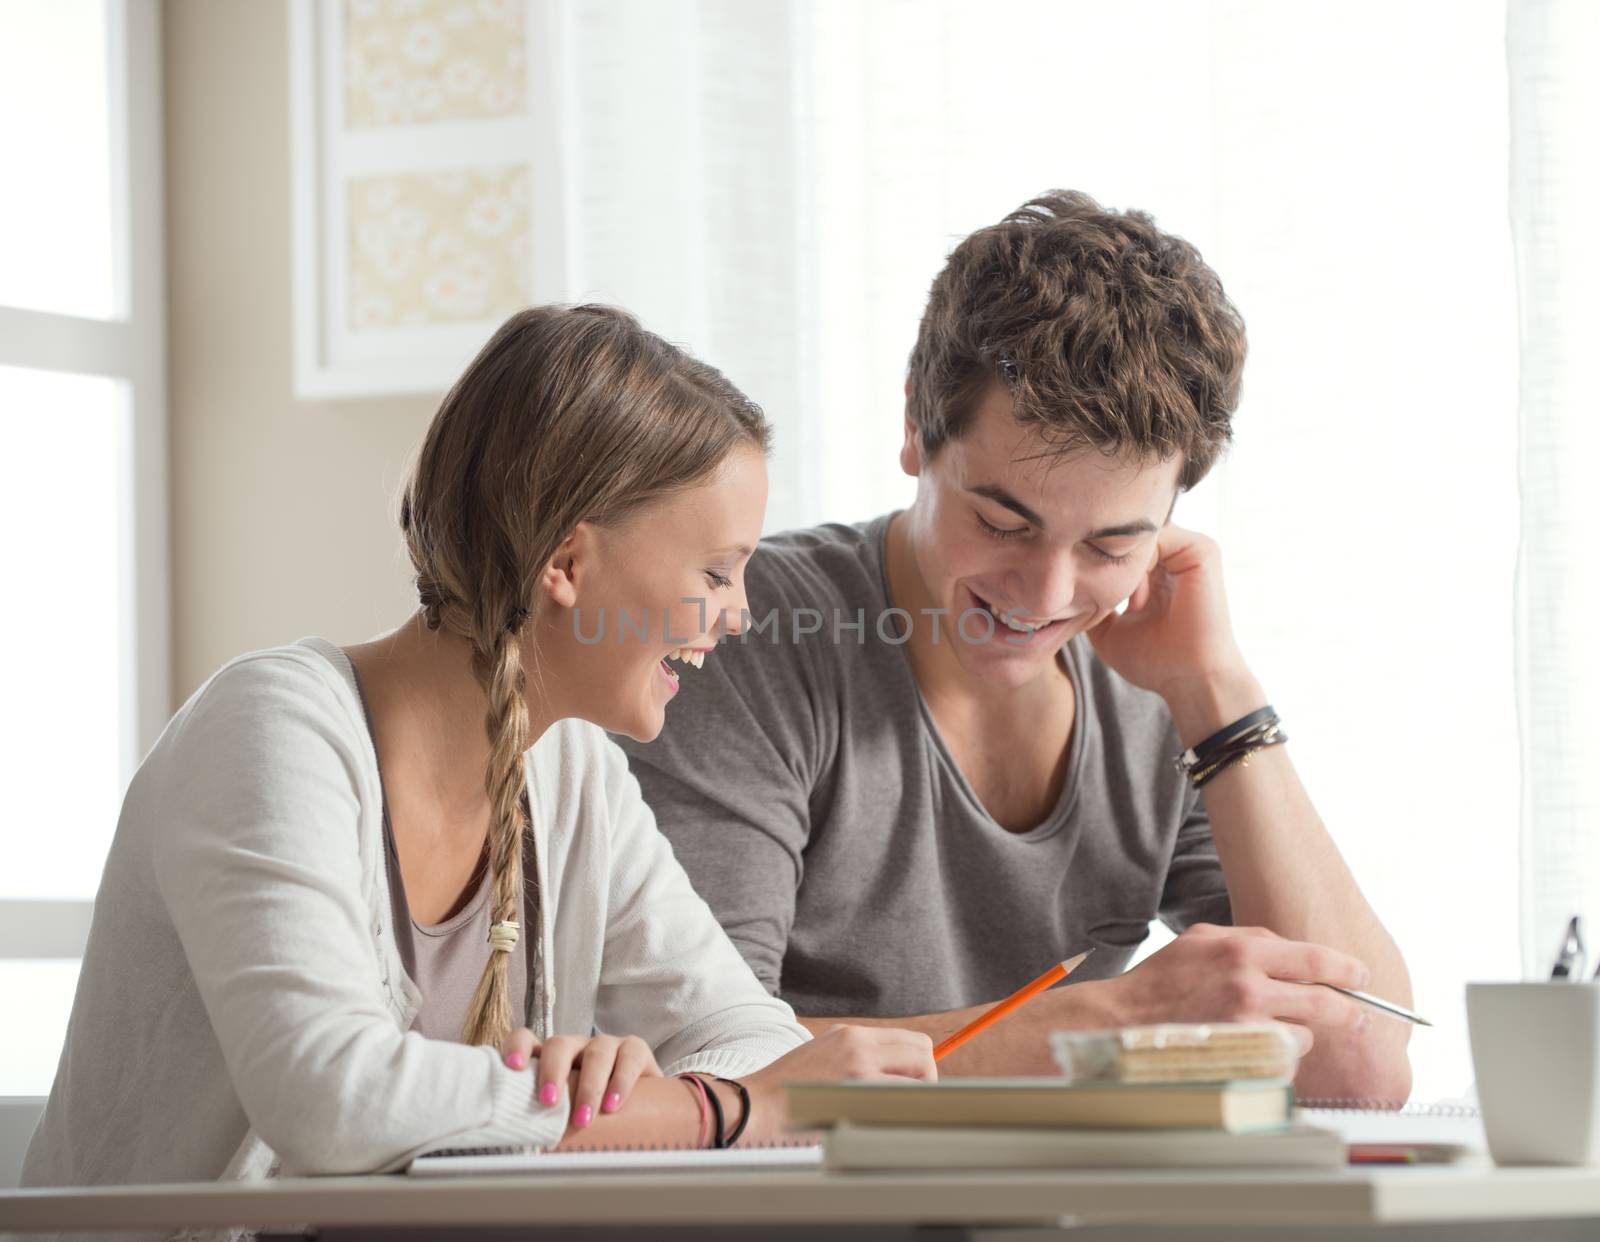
[797,981,1125,1077]
[1165,672,1408,979]
[1168,674,1414,1100]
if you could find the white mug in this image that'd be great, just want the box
[1465,982,1600,1166]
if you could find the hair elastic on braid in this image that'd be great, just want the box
[487,920,520,953]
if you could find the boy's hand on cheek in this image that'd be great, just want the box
[1085,525,1255,730]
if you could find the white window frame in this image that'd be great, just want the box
[0,0,167,962]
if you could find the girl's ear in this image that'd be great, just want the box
[540,524,588,609]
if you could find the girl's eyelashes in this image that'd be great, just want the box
[976,512,1028,541]
[705,569,734,590]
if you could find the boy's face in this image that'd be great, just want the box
[900,382,1181,689]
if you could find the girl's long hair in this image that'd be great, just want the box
[400,304,769,1047]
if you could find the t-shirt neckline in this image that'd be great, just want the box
[866,511,1087,843]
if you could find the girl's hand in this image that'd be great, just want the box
[500,1028,663,1130]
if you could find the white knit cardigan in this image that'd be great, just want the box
[22,638,806,1220]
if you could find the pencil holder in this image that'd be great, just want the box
[1466,982,1600,1166]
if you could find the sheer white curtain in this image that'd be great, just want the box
[554,0,816,521]
[1508,0,1600,978]
[556,0,1544,1101]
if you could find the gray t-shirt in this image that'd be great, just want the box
[614,513,1232,1018]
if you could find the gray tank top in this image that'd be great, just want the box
[382,817,528,1042]
[350,663,528,1042]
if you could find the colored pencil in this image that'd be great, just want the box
[933,950,1094,1062]
[1348,1145,1419,1165]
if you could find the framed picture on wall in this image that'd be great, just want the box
[288,0,570,398]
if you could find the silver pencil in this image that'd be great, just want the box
[1316,982,1432,1027]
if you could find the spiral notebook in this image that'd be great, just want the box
[1294,1098,1484,1155]
[407,1139,822,1177]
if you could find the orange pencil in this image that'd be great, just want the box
[932,949,1094,1062]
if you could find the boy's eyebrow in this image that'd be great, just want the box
[1085,519,1158,540]
[710,543,754,558]
[968,483,1158,540]
[967,483,1045,528]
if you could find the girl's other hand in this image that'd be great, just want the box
[737,1024,937,1141]
[500,1029,663,1130]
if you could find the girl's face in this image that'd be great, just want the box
[539,444,768,742]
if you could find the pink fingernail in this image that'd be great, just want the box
[506,1052,527,1071]
[575,1104,593,1128]
[603,1091,622,1113]
[539,1082,559,1107]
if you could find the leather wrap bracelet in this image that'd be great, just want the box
[1173,705,1287,789]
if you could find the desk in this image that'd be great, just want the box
[4,1160,1600,1240]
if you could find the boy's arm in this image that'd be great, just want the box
[795,914,1395,1088]
[806,526,1411,1098]
[1084,524,1413,1102]
[1161,668,1413,1100]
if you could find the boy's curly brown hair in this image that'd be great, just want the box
[906,190,1246,490]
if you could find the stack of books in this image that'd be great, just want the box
[1048,1021,1299,1084]
[787,1024,1343,1171]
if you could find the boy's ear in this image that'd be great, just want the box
[900,379,923,478]
[900,416,924,479]
[540,524,586,609]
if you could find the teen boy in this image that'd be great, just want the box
[616,191,1412,1101]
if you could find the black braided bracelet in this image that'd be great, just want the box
[697,1074,728,1149]
[714,1077,752,1147]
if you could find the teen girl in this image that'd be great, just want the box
[23,306,934,1200]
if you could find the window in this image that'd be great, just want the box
[0,0,167,1096]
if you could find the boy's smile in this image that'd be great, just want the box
[893,382,1180,691]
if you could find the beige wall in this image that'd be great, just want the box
[164,0,439,705]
